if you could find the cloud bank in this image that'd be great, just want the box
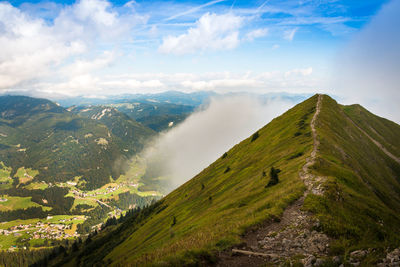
[333,0,400,123]
[142,95,295,191]
[20,68,318,98]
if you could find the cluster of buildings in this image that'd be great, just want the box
[0,220,81,241]
[0,180,11,186]
[31,222,79,239]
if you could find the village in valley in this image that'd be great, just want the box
[0,158,162,251]
[0,215,85,251]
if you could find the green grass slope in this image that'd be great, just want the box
[304,96,400,262]
[54,94,400,266]
[58,95,319,266]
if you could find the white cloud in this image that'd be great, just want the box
[0,2,86,88]
[181,78,262,90]
[332,0,400,123]
[18,66,323,97]
[143,95,295,191]
[175,68,317,93]
[101,79,164,91]
[73,0,117,26]
[283,27,298,41]
[158,12,243,55]
[52,67,321,96]
[285,67,313,77]
[0,0,147,90]
[60,51,115,77]
[245,28,268,41]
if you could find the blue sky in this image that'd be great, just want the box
[0,0,397,109]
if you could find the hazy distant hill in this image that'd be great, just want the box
[54,94,400,266]
[54,90,216,107]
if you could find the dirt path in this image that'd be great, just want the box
[96,199,112,208]
[300,94,325,196]
[217,94,329,267]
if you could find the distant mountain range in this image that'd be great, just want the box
[1,90,310,108]
[48,91,218,107]
[50,94,400,266]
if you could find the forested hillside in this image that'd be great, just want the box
[70,105,155,155]
[0,96,154,189]
[110,101,194,132]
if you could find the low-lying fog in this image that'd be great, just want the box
[142,95,297,192]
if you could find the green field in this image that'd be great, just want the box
[0,162,12,190]
[0,162,11,177]
[0,234,18,250]
[70,198,98,211]
[65,158,161,208]
[23,182,49,190]
[0,195,50,212]
[15,167,39,186]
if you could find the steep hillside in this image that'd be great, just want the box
[54,95,318,266]
[0,96,152,189]
[70,105,155,154]
[303,96,400,263]
[51,94,400,266]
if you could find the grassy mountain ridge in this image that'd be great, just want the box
[48,94,400,266]
[342,104,400,159]
[56,95,319,266]
[304,96,400,257]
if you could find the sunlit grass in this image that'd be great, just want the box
[303,96,400,262]
[86,95,319,265]
[0,195,50,212]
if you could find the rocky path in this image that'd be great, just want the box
[300,94,326,196]
[218,94,330,267]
